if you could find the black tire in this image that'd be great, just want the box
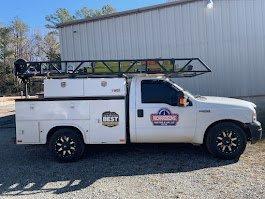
[48,128,85,162]
[205,122,247,160]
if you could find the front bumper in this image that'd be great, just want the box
[246,121,263,144]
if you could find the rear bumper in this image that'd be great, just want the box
[246,121,263,144]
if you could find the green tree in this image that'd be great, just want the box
[46,5,116,29]
[76,5,116,19]
[0,18,64,96]
[101,5,116,15]
[10,18,29,60]
[45,8,75,29]
[42,32,60,61]
[0,25,22,96]
[28,31,45,61]
[75,7,94,19]
[0,27,13,69]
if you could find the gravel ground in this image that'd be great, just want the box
[0,97,264,199]
[0,116,264,199]
[0,104,15,117]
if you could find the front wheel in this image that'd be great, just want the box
[205,122,247,159]
[49,128,85,162]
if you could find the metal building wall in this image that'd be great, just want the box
[59,0,265,97]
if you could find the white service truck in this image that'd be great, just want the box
[14,58,263,162]
[15,76,263,162]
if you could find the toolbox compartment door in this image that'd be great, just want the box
[16,121,39,144]
[89,100,126,144]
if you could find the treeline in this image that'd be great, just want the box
[0,5,116,96]
[0,18,60,96]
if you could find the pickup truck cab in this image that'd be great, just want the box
[15,75,262,162]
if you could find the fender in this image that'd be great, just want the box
[192,107,253,144]
[39,122,88,144]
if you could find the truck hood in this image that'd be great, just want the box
[199,96,256,110]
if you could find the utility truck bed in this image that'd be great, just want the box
[16,78,127,145]
[16,98,126,145]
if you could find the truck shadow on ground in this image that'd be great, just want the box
[0,114,237,196]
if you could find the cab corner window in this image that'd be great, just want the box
[141,80,181,106]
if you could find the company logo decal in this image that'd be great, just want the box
[102,111,119,127]
[150,108,179,126]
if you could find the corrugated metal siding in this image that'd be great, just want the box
[59,0,265,97]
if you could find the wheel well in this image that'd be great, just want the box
[46,126,84,143]
[203,119,251,144]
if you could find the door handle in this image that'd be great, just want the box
[137,109,144,117]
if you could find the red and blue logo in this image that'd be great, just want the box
[150,108,179,126]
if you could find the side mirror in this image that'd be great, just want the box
[171,91,189,107]
[178,96,188,107]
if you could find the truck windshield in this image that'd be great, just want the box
[167,79,194,96]
[167,79,204,99]
[166,79,184,91]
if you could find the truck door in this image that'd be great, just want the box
[135,79,196,143]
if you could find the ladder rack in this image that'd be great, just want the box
[14,58,211,81]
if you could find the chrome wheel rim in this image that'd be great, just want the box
[55,136,76,157]
[216,130,240,154]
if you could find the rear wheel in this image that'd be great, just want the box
[49,128,85,162]
[205,122,247,159]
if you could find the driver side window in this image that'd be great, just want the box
[141,80,182,106]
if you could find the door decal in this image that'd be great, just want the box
[102,111,119,127]
[150,108,179,126]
